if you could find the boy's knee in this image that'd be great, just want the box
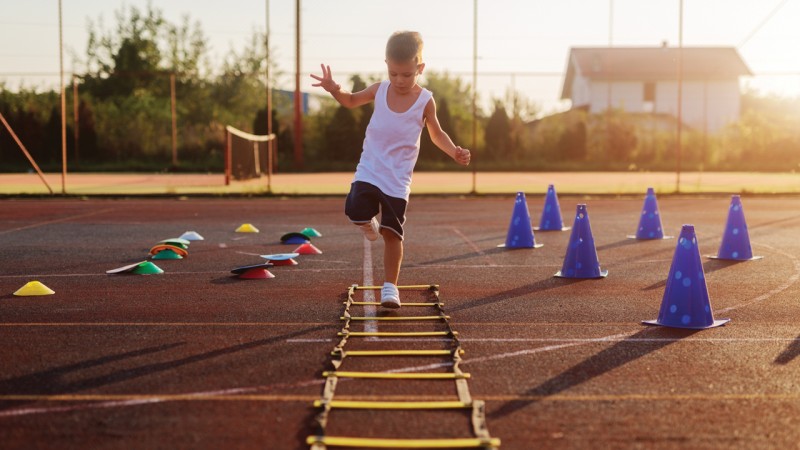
[380,228,402,242]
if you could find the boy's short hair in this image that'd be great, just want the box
[386,31,424,63]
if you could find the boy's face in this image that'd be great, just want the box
[386,58,424,94]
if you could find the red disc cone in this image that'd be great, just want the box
[294,243,322,255]
[238,268,275,279]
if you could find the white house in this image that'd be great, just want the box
[561,46,752,133]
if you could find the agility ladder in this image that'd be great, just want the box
[306,284,501,449]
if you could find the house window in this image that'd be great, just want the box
[643,82,655,113]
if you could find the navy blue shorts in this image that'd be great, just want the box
[345,181,408,240]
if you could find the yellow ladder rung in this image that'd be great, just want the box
[338,331,456,337]
[355,284,438,291]
[347,301,444,307]
[306,436,501,449]
[334,349,463,357]
[341,316,449,321]
[322,371,469,380]
[313,400,471,409]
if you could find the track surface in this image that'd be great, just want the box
[1,196,799,449]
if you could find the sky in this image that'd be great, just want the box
[1,0,799,114]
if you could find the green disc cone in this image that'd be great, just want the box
[152,249,183,260]
[300,227,322,238]
[132,261,164,275]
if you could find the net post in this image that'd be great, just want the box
[224,128,231,186]
[170,72,178,167]
[267,134,273,193]
[254,141,261,176]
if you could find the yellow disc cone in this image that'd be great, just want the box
[235,223,259,233]
[13,281,55,296]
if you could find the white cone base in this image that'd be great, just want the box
[497,243,544,249]
[554,270,608,279]
[706,255,763,261]
[642,318,730,329]
[626,235,675,240]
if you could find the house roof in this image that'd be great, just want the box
[561,47,752,99]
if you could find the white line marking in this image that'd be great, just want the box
[452,227,497,266]
[362,236,377,333]
[285,337,800,344]
[381,332,639,374]
[0,208,116,236]
[718,243,800,313]
[0,399,163,418]
[0,378,327,418]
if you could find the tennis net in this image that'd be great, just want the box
[224,125,276,187]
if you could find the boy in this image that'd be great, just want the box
[311,31,470,309]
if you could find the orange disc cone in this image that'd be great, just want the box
[13,281,55,296]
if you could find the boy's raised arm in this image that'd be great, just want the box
[424,98,471,166]
[310,64,377,108]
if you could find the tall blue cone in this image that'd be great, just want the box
[628,187,673,240]
[535,184,570,231]
[644,225,729,329]
[708,195,762,261]
[555,204,607,278]
[498,192,543,249]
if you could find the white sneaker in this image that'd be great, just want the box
[380,283,401,309]
[359,217,380,241]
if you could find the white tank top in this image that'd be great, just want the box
[353,80,432,200]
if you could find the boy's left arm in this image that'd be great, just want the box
[424,98,470,166]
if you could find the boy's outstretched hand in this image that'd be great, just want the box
[310,64,340,93]
[454,146,471,166]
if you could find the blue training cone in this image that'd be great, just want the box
[555,204,607,278]
[498,192,543,249]
[627,187,673,240]
[534,184,570,231]
[708,195,762,261]
[644,225,729,329]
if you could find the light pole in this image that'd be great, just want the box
[470,0,478,194]
[676,0,684,193]
[58,0,67,193]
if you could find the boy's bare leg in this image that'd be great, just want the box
[379,229,403,309]
[382,229,403,285]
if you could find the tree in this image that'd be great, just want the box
[422,71,482,152]
[73,100,99,162]
[558,120,587,160]
[484,102,511,161]
[351,75,373,147]
[419,97,457,163]
[323,106,361,163]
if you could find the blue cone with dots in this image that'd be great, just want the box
[628,187,673,240]
[499,192,543,249]
[644,225,729,329]
[535,184,570,231]
[555,204,607,278]
[709,195,762,261]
